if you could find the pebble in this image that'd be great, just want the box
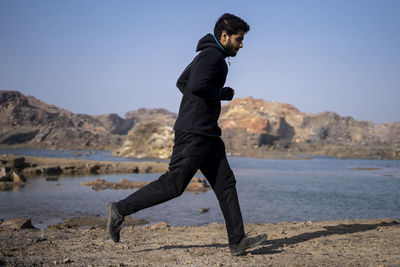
[198,208,210,213]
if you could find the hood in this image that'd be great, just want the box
[196,33,228,57]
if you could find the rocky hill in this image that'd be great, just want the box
[0,90,178,153]
[116,96,400,160]
[1,90,399,159]
[219,97,400,159]
[0,90,132,150]
[112,111,176,159]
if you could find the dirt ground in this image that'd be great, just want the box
[0,218,399,266]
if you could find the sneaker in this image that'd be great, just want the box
[229,234,267,256]
[107,202,125,243]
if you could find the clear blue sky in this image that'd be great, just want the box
[1,0,399,123]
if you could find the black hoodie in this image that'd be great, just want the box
[173,34,234,137]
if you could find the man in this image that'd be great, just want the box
[107,13,267,256]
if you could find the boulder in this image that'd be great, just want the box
[88,164,101,174]
[12,171,26,183]
[42,166,62,175]
[12,157,25,169]
[0,167,10,181]
[0,218,36,231]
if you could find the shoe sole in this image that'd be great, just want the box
[231,235,267,256]
[106,202,119,243]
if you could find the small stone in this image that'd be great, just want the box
[198,208,210,213]
[150,222,169,230]
[63,258,72,263]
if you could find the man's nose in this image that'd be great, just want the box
[239,43,243,48]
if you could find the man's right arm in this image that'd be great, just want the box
[176,62,192,94]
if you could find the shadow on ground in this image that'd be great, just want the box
[251,220,399,255]
[134,220,399,255]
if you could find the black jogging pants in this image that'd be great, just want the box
[116,130,245,245]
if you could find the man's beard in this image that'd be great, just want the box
[224,39,238,57]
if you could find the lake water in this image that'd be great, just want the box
[1,149,399,229]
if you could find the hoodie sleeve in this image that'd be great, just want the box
[187,50,223,100]
[176,62,192,94]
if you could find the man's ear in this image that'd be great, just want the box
[220,31,229,45]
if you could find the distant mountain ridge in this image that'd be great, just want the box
[1,90,399,159]
[219,97,400,159]
[0,90,132,150]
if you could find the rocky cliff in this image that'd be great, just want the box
[0,90,130,150]
[219,97,400,159]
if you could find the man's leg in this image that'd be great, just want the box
[107,131,208,242]
[200,137,267,255]
[116,131,204,216]
[200,138,245,245]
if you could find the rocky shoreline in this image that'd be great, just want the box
[0,151,315,192]
[0,154,169,191]
[0,217,399,266]
[80,177,211,192]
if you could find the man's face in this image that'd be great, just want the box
[220,31,245,57]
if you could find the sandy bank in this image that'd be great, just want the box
[0,218,399,266]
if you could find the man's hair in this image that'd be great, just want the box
[214,13,250,39]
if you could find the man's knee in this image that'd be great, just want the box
[213,169,236,197]
[158,172,188,199]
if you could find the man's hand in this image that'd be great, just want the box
[219,87,235,101]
